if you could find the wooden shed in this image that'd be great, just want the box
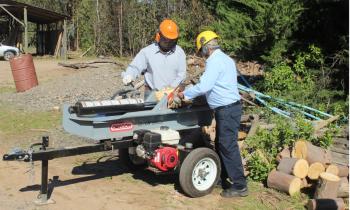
[0,0,69,58]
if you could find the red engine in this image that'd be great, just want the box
[149,147,178,171]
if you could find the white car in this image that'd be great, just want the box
[0,43,20,60]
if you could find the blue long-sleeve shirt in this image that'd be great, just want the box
[122,43,186,90]
[184,49,240,109]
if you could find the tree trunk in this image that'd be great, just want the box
[337,177,349,198]
[118,1,123,56]
[267,170,301,196]
[308,162,325,180]
[314,172,341,199]
[293,140,332,165]
[76,15,79,50]
[307,198,345,210]
[277,158,309,178]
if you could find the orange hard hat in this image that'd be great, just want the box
[159,19,179,40]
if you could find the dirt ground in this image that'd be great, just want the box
[0,58,304,210]
[0,59,77,85]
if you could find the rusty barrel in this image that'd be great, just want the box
[9,54,38,92]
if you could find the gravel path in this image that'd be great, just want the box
[0,63,125,111]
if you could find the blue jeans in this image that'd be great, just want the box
[214,102,247,190]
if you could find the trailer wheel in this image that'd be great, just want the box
[179,147,221,197]
[118,148,146,170]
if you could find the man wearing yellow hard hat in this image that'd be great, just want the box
[178,30,248,198]
[121,19,186,99]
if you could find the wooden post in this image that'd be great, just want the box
[24,6,28,53]
[62,19,67,60]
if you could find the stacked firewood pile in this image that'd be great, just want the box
[267,140,349,210]
[186,55,264,84]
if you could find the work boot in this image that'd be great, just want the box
[216,178,232,189]
[220,187,248,198]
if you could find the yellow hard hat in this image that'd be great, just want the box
[196,30,219,52]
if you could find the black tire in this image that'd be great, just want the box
[4,51,15,61]
[118,148,147,170]
[179,147,221,197]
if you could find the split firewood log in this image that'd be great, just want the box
[277,157,309,178]
[267,170,301,196]
[326,164,339,176]
[307,198,345,210]
[308,162,326,180]
[276,147,292,163]
[337,177,349,198]
[293,140,332,165]
[314,172,341,199]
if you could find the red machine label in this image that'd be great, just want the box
[110,122,133,132]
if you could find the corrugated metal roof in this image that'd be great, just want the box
[0,0,69,24]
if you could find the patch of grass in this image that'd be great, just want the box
[0,104,61,135]
[0,86,16,94]
[218,181,306,210]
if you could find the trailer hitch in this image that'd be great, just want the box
[3,136,134,205]
[3,136,49,162]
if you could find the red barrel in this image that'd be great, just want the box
[9,54,38,92]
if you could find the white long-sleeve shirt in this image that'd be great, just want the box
[122,43,186,90]
[184,49,240,109]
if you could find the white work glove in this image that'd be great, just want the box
[122,75,133,85]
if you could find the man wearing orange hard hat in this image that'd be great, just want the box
[121,19,186,99]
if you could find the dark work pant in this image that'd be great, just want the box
[215,102,247,190]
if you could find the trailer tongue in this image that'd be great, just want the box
[3,92,220,204]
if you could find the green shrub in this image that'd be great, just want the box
[244,114,315,182]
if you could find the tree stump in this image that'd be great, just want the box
[337,177,349,198]
[326,164,339,176]
[314,172,341,199]
[277,158,309,178]
[267,170,301,196]
[307,198,345,210]
[308,162,326,180]
[276,147,292,163]
[293,140,332,165]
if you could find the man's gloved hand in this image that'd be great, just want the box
[122,75,133,85]
[178,91,192,105]
[168,91,192,109]
[168,95,182,109]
